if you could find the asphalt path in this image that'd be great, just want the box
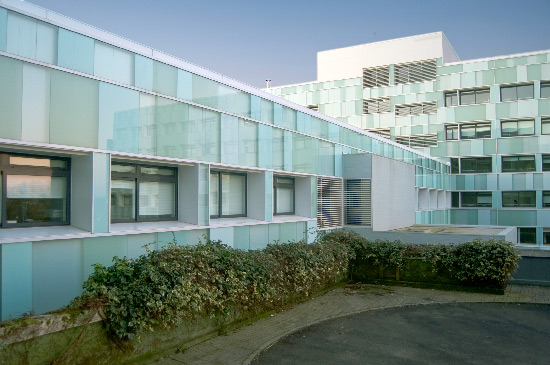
[252,303,550,364]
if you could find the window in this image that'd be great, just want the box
[317,177,343,229]
[460,157,492,173]
[394,59,436,85]
[210,171,246,218]
[111,163,177,222]
[445,125,459,140]
[501,155,536,173]
[540,82,550,98]
[445,88,490,107]
[500,84,534,102]
[363,65,390,88]
[502,191,536,208]
[542,117,550,135]
[544,155,550,171]
[543,191,550,208]
[460,122,491,139]
[395,101,437,116]
[544,229,550,246]
[451,192,459,207]
[273,177,294,215]
[450,158,459,174]
[363,97,391,114]
[0,153,70,228]
[518,227,536,245]
[501,119,535,137]
[460,192,492,207]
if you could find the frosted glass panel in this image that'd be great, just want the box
[135,54,153,90]
[0,7,6,51]
[0,56,23,140]
[272,128,284,170]
[22,64,50,143]
[275,187,294,213]
[6,175,67,223]
[153,61,177,97]
[50,70,99,148]
[111,180,135,221]
[219,84,251,117]
[238,119,258,167]
[209,172,219,217]
[6,12,57,64]
[99,82,139,151]
[139,181,176,218]
[221,174,246,216]
[94,41,134,85]
[57,28,94,74]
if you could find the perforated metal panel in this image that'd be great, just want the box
[317,177,343,229]
[344,179,371,226]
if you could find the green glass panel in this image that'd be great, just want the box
[220,114,239,165]
[0,8,7,51]
[192,74,218,109]
[318,140,335,176]
[6,12,57,64]
[238,118,258,167]
[258,124,272,169]
[261,98,274,124]
[99,82,139,152]
[50,70,98,148]
[176,68,192,100]
[0,56,23,140]
[281,106,297,130]
[218,84,251,117]
[292,133,317,173]
[153,60,177,97]
[21,64,50,143]
[94,41,134,85]
[272,128,284,170]
[57,28,94,74]
[135,54,153,90]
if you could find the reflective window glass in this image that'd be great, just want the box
[543,191,550,208]
[210,171,246,218]
[544,155,550,171]
[445,92,458,106]
[502,155,536,172]
[111,180,135,220]
[460,157,492,173]
[445,125,458,140]
[542,119,550,135]
[541,83,550,98]
[460,91,475,105]
[518,227,536,244]
[502,191,536,207]
[274,176,295,215]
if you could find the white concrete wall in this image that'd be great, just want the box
[317,32,449,82]
[371,155,415,231]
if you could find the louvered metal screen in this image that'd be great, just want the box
[395,133,438,148]
[317,177,343,229]
[344,179,372,226]
[363,65,390,88]
[365,128,391,139]
[394,101,437,116]
[363,97,391,114]
[394,59,437,85]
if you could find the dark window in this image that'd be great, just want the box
[450,158,459,174]
[541,83,550,98]
[544,155,550,172]
[544,230,550,245]
[500,84,534,102]
[501,155,536,173]
[1,153,70,228]
[210,171,246,218]
[501,119,535,137]
[460,122,491,139]
[518,227,537,245]
[445,125,459,140]
[502,191,536,208]
[273,177,295,215]
[461,192,492,207]
[111,163,177,222]
[451,192,459,207]
[542,117,550,135]
[445,92,459,107]
[543,191,550,208]
[460,157,492,173]
[460,88,490,105]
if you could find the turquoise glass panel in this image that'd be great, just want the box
[281,106,297,130]
[234,226,250,250]
[268,223,280,243]
[293,132,317,173]
[238,118,258,166]
[318,140,335,176]
[93,152,110,233]
[82,236,126,279]
[6,12,57,64]
[127,233,156,259]
[198,164,210,226]
[21,64,50,143]
[94,41,134,85]
[99,82,139,152]
[0,8,6,51]
[135,54,153,90]
[258,124,272,169]
[221,114,239,165]
[0,56,23,140]
[272,128,284,170]
[1,242,32,321]
[50,70,99,148]
[177,68,192,100]
[137,93,156,155]
[192,74,218,108]
[219,84,251,117]
[250,225,269,250]
[57,28,94,74]
[273,103,283,126]
[250,94,261,120]
[153,60,177,97]
[261,98,274,124]
[280,222,297,242]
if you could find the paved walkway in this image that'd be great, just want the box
[153,284,550,365]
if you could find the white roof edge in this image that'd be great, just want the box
[264,76,361,91]
[0,0,446,165]
[317,31,444,55]
[445,49,550,66]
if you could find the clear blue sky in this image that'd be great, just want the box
[26,0,550,88]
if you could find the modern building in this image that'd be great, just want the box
[266,32,550,248]
[0,1,464,320]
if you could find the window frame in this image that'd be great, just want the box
[544,155,550,172]
[541,82,550,99]
[460,191,493,208]
[456,157,492,174]
[500,119,535,137]
[273,176,295,216]
[543,191,550,208]
[518,227,537,245]
[501,191,536,208]
[110,162,178,223]
[209,170,247,219]
[500,83,534,102]
[501,155,536,173]
[444,88,490,107]
[0,152,71,228]
[542,117,550,135]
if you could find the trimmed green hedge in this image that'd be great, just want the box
[78,231,520,341]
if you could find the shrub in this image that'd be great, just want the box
[78,237,353,340]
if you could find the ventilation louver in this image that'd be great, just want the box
[317,177,343,229]
[344,179,372,226]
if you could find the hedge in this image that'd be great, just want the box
[77,230,520,341]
